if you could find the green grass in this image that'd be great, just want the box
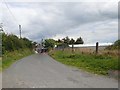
[49,50,119,75]
[0,58,2,71]
[2,48,34,71]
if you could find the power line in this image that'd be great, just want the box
[3,0,22,38]
[3,0,19,25]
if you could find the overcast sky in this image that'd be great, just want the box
[1,0,118,43]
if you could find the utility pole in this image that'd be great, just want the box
[19,25,21,39]
[0,23,3,32]
[0,23,3,56]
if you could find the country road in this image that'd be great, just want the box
[2,53,118,88]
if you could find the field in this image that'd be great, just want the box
[49,47,119,76]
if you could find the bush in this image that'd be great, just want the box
[2,33,33,54]
[106,40,120,50]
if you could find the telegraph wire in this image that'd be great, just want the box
[3,0,19,25]
[3,0,22,38]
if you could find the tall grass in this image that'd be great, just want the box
[2,48,34,71]
[49,49,119,75]
[64,48,118,57]
[0,57,2,71]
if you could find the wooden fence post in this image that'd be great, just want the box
[96,42,99,54]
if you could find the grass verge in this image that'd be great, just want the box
[2,48,34,71]
[0,57,2,71]
[49,50,119,75]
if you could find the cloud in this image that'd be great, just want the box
[2,1,118,43]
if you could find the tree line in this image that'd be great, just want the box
[43,36,120,51]
[1,32,84,53]
[56,36,84,45]
[2,33,35,54]
[2,31,119,54]
[44,36,84,50]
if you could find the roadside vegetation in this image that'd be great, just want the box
[49,39,119,75]
[0,57,1,71]
[105,40,120,50]
[1,33,35,71]
[49,50,119,75]
[2,48,33,70]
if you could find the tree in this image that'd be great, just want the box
[55,39,63,46]
[69,38,75,44]
[2,33,33,54]
[62,36,70,45]
[32,41,37,48]
[75,37,84,44]
[114,40,120,47]
[69,38,75,53]
[57,39,62,43]
[61,36,70,50]
[21,37,32,48]
[44,39,55,49]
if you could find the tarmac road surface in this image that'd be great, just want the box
[2,53,118,88]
